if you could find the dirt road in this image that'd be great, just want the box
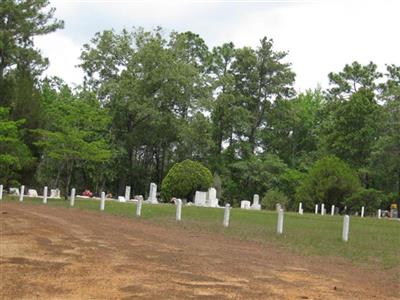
[0,202,398,299]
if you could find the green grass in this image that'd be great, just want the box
[2,195,399,270]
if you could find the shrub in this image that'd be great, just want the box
[262,189,289,210]
[344,188,387,214]
[161,159,213,201]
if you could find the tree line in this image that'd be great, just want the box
[1,0,399,213]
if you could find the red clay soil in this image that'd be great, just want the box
[0,202,398,299]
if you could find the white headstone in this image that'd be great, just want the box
[331,205,335,216]
[315,204,318,214]
[240,200,251,209]
[10,187,20,196]
[194,191,207,206]
[147,183,158,204]
[19,185,25,202]
[251,194,261,210]
[321,203,325,216]
[175,198,182,221]
[378,209,381,219]
[70,188,76,207]
[342,215,350,242]
[361,206,365,218]
[298,202,303,214]
[118,196,126,202]
[136,197,142,217]
[0,184,3,200]
[206,187,219,207]
[277,208,284,234]
[43,186,48,204]
[49,189,60,199]
[27,189,38,197]
[100,191,105,211]
[223,204,231,227]
[125,186,131,201]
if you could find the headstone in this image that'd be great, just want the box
[342,215,350,242]
[100,192,105,211]
[125,186,131,201]
[277,209,284,234]
[299,208,303,215]
[118,196,126,202]
[147,182,158,204]
[331,205,335,216]
[378,209,381,219]
[70,188,76,207]
[206,187,219,207]
[315,204,318,214]
[276,203,282,212]
[0,184,3,200]
[361,206,365,218]
[27,189,38,197]
[251,194,261,210]
[43,186,48,204]
[298,202,303,214]
[19,185,25,202]
[321,203,325,216]
[49,189,61,199]
[194,191,207,206]
[10,187,20,196]
[223,204,231,227]
[136,197,142,217]
[175,198,182,221]
[240,200,251,209]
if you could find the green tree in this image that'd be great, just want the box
[160,159,212,201]
[296,156,360,210]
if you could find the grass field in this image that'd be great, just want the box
[2,195,399,270]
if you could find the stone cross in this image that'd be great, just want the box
[342,215,350,242]
[361,206,365,218]
[43,186,48,204]
[315,204,318,214]
[100,191,105,211]
[277,208,284,234]
[378,209,381,219]
[136,197,143,217]
[70,188,76,207]
[175,198,182,221]
[125,186,131,201]
[223,204,231,227]
[331,205,335,216]
[19,185,25,202]
[0,184,3,200]
[321,203,325,216]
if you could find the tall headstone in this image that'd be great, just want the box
[240,200,251,209]
[298,202,303,214]
[223,204,231,227]
[0,184,3,200]
[277,209,284,234]
[378,209,381,219]
[321,203,325,216]
[100,192,105,211]
[331,205,335,216]
[70,188,76,207]
[251,194,261,210]
[315,204,318,214]
[125,186,131,201]
[207,187,218,207]
[175,198,182,221]
[43,186,48,204]
[194,191,207,206]
[19,185,25,202]
[147,183,158,204]
[361,206,365,218]
[136,197,142,217]
[342,215,350,242]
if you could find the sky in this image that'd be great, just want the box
[35,0,400,92]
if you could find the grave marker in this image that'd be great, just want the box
[0,184,3,200]
[136,197,142,217]
[70,188,76,207]
[298,202,303,214]
[361,206,365,218]
[315,204,318,214]
[342,215,350,242]
[331,205,335,216]
[378,209,381,219]
[321,203,325,216]
[125,186,131,201]
[43,186,48,204]
[223,204,231,227]
[100,192,105,211]
[175,199,182,221]
[277,209,284,234]
[19,185,25,202]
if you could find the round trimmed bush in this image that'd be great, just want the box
[161,159,213,201]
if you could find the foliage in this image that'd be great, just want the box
[261,189,289,210]
[295,156,361,210]
[344,188,387,215]
[160,159,213,201]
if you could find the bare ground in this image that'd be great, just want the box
[0,202,398,300]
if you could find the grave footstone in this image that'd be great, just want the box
[298,202,303,214]
[0,184,3,200]
[315,204,318,214]
[43,186,48,204]
[70,188,76,207]
[321,203,325,216]
[175,199,182,221]
[378,209,381,219]
[100,192,105,211]
[277,209,284,234]
[361,206,365,218]
[19,185,25,202]
[342,215,350,242]
[223,204,231,227]
[136,197,142,217]
[331,205,335,216]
